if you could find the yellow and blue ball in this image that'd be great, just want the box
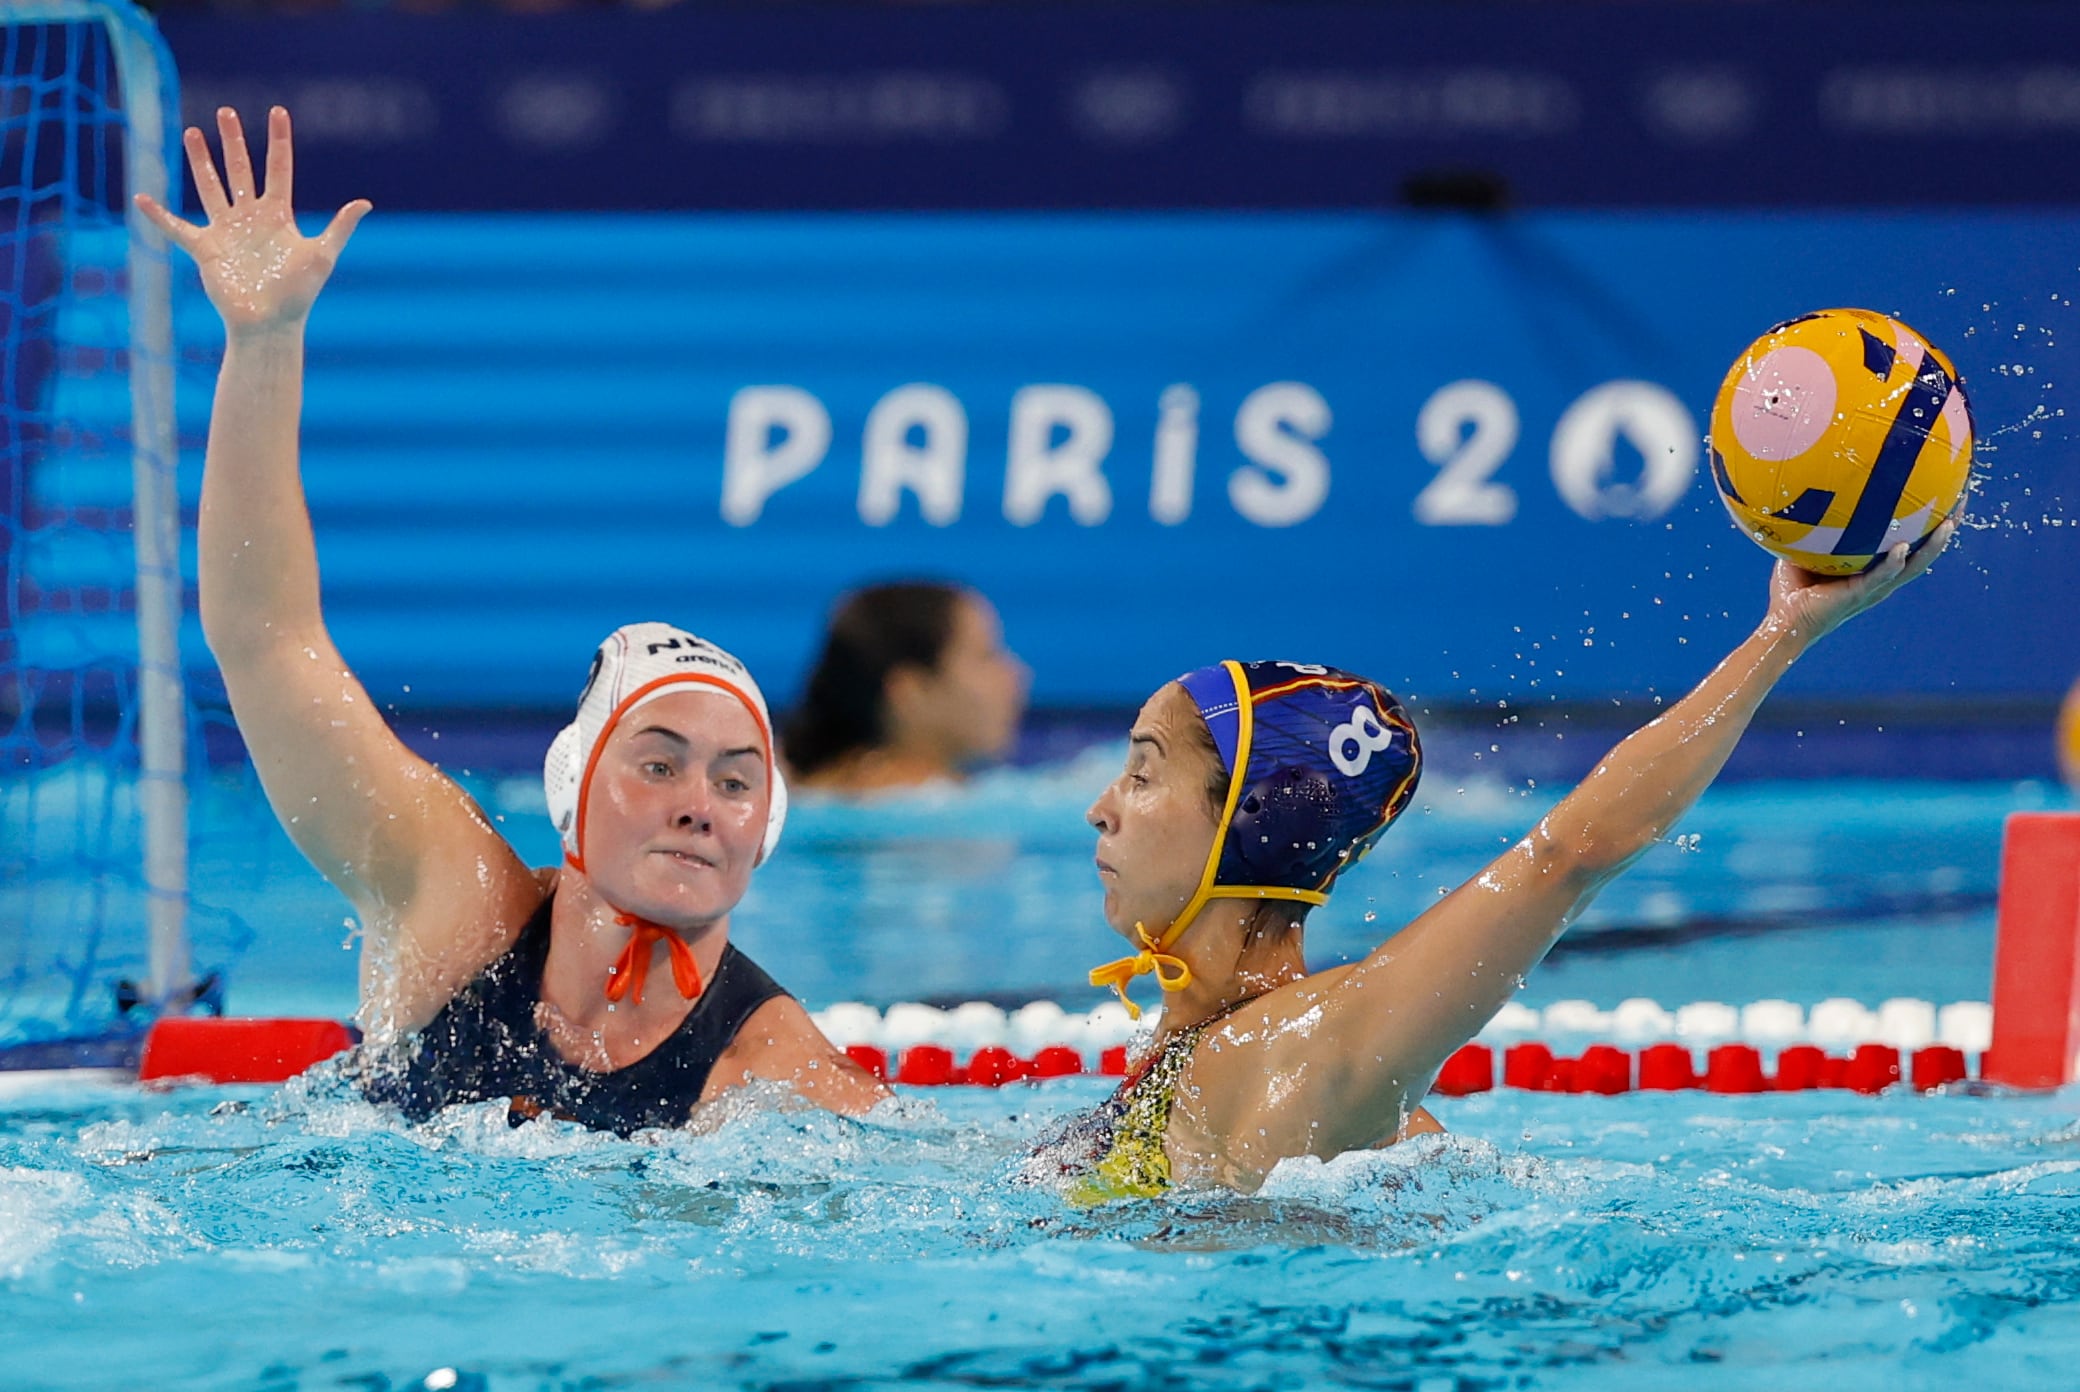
[1708,308,1974,576]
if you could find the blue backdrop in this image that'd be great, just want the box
[155,3,2080,211]
[139,210,2073,713]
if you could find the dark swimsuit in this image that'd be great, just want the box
[360,895,788,1136]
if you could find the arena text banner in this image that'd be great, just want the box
[164,211,2075,712]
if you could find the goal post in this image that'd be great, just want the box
[2,0,190,1038]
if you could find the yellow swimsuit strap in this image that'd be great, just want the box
[1069,1021,1210,1205]
[1069,996,1258,1206]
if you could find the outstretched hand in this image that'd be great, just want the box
[134,106,369,334]
[1766,515,1959,645]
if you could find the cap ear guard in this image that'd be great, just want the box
[546,720,584,857]
[1225,764,1342,887]
[759,764,789,865]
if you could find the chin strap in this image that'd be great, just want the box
[604,914,705,1007]
[1087,880,1328,1020]
[561,856,708,1007]
[1089,922,1194,1021]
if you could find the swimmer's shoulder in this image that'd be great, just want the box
[701,993,891,1116]
[1165,963,1446,1186]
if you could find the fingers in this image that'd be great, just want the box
[218,107,258,203]
[264,106,293,208]
[1898,516,1959,585]
[183,125,229,218]
[131,193,201,251]
[317,199,374,259]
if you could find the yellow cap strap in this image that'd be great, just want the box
[1158,661,1255,954]
[1088,922,1194,1021]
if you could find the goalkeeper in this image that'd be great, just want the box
[137,107,887,1131]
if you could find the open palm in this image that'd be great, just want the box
[134,106,369,331]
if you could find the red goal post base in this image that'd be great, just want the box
[1983,812,2080,1088]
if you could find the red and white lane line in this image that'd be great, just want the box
[78,996,1996,1094]
[806,996,1996,1092]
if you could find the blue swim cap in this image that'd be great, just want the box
[1178,660,1422,897]
[1090,660,1421,1017]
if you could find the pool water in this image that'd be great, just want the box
[7,1069,2080,1390]
[3,754,2077,1389]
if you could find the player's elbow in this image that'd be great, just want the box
[1524,817,1636,889]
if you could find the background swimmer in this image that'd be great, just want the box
[138,107,884,1129]
[783,581,1029,794]
[1053,525,1956,1198]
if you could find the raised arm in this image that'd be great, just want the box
[1197,524,1955,1173]
[137,108,540,1036]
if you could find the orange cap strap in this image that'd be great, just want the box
[1088,922,1193,1021]
[605,915,704,1006]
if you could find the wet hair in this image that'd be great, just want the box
[782,582,966,777]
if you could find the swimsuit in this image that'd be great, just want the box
[1032,1010,1234,1205]
[360,894,786,1135]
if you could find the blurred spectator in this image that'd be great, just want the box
[2061,675,2080,791]
[782,581,1028,793]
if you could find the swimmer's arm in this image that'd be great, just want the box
[1202,534,1952,1172]
[142,110,540,1032]
[700,996,892,1116]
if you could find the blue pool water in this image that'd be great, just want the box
[3,752,2077,1389]
[8,1068,2080,1390]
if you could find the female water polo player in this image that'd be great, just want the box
[783,581,1029,793]
[1042,524,1955,1200]
[138,107,885,1131]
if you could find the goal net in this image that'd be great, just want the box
[0,1,195,1054]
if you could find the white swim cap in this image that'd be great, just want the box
[543,622,789,869]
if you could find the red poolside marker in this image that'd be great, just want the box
[964,1046,1028,1087]
[1847,1044,1901,1095]
[1637,1044,1696,1091]
[1911,1046,1968,1092]
[896,1044,957,1086]
[1773,1045,1827,1091]
[1029,1046,1084,1078]
[1575,1045,1632,1095]
[1818,1054,1850,1089]
[138,1017,356,1085]
[1503,1042,1554,1090]
[843,1044,889,1082]
[1098,1046,1129,1077]
[1432,1043,1493,1096]
[1705,1044,1766,1094]
[1984,812,2080,1088]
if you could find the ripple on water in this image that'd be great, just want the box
[7,1075,2080,1389]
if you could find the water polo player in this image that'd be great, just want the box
[139,108,884,1130]
[1046,529,1954,1200]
